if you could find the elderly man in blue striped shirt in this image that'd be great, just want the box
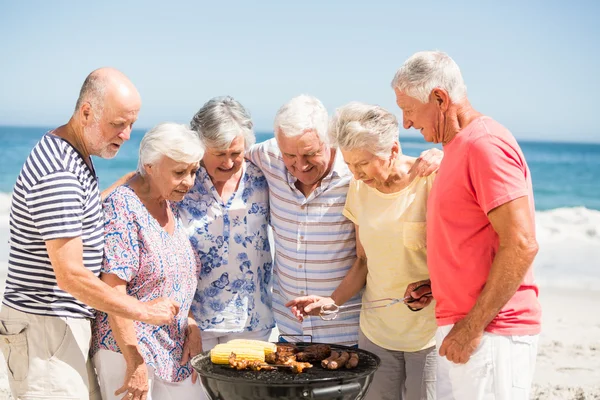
[247,95,440,345]
[0,68,180,400]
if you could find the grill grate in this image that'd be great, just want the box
[192,342,380,385]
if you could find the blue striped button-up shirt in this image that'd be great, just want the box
[247,139,360,345]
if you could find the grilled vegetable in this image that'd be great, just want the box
[227,339,277,355]
[210,344,265,364]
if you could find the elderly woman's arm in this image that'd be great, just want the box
[102,273,149,400]
[180,311,202,383]
[286,225,367,320]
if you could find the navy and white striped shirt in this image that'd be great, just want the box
[3,132,104,319]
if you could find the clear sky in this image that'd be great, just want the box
[0,0,598,142]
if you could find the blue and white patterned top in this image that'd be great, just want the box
[177,161,275,333]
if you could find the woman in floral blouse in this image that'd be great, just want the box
[91,123,205,400]
[179,96,275,354]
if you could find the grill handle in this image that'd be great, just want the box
[304,382,362,398]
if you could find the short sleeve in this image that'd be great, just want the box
[25,171,84,241]
[467,135,529,215]
[342,179,359,224]
[101,190,140,282]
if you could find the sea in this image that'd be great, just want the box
[1,126,599,291]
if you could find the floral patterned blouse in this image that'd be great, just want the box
[91,185,199,383]
[177,161,275,333]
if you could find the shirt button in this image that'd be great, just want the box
[300,235,304,240]
[300,205,305,209]
[300,290,305,295]
[298,264,303,269]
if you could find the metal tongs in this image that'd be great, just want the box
[319,283,432,321]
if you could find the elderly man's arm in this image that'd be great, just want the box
[47,237,179,325]
[102,273,149,400]
[438,196,538,364]
[286,224,367,320]
[101,171,136,200]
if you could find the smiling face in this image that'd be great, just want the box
[394,88,440,143]
[202,135,245,183]
[84,84,141,158]
[276,129,333,186]
[341,144,398,188]
[145,156,199,202]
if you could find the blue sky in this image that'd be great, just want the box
[0,0,598,142]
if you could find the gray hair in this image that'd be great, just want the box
[74,71,107,120]
[329,102,400,158]
[391,51,467,103]
[274,95,329,145]
[137,122,204,175]
[190,96,255,151]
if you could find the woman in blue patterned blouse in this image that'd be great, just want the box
[178,96,275,356]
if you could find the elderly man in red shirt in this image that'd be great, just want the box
[395,51,541,400]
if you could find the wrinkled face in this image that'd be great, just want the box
[277,129,332,186]
[341,147,394,188]
[145,156,199,201]
[202,135,245,182]
[85,88,141,159]
[394,88,439,143]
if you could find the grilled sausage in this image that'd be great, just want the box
[328,351,350,370]
[345,352,359,369]
[321,350,340,368]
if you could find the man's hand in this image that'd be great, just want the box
[285,295,335,322]
[438,318,484,364]
[180,321,203,383]
[403,279,433,311]
[410,148,443,177]
[114,356,148,400]
[141,298,180,325]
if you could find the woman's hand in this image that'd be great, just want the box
[114,356,148,400]
[180,319,203,383]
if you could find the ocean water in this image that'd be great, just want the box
[0,126,599,290]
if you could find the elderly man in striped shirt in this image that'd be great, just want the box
[0,68,180,400]
[247,95,440,345]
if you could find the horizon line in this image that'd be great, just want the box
[0,124,598,146]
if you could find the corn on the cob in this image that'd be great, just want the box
[210,344,265,365]
[226,339,277,355]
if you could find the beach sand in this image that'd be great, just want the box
[0,272,598,399]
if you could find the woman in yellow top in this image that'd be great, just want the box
[287,102,438,400]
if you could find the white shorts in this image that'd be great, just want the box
[93,349,205,400]
[0,305,101,400]
[436,325,539,400]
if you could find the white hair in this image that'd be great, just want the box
[329,102,400,158]
[137,122,204,175]
[391,51,467,103]
[274,94,329,145]
[190,96,255,150]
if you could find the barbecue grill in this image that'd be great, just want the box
[191,342,381,400]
